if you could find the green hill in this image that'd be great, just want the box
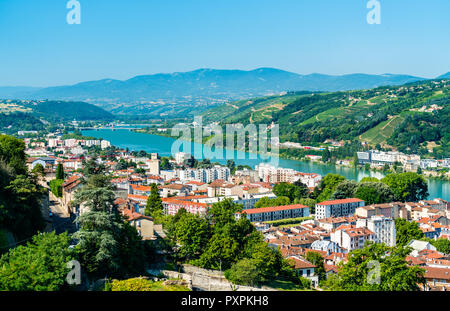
[203,79,450,158]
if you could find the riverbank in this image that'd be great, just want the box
[82,129,450,201]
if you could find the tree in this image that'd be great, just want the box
[2,174,46,240]
[304,251,326,282]
[254,196,290,209]
[32,163,45,179]
[49,179,64,198]
[0,135,45,241]
[354,182,394,205]
[73,163,147,279]
[225,258,261,286]
[172,211,211,260]
[0,134,27,175]
[382,172,429,202]
[0,232,74,291]
[316,174,346,202]
[395,219,425,247]
[430,238,450,254]
[323,242,425,291]
[74,174,116,213]
[207,198,242,229]
[56,163,64,180]
[273,181,309,202]
[331,180,358,199]
[322,148,331,163]
[160,157,172,170]
[360,177,379,183]
[145,183,164,220]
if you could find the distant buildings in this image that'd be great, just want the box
[255,163,321,187]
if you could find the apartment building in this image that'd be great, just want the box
[356,215,396,246]
[236,204,309,222]
[315,198,365,220]
[330,225,375,252]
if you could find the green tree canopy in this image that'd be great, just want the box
[145,183,164,220]
[0,232,74,291]
[323,242,425,291]
[381,172,428,202]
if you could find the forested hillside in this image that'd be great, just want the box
[203,79,449,158]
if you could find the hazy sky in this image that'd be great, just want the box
[0,0,449,86]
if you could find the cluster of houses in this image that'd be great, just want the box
[256,197,450,290]
[357,149,450,171]
[24,135,450,290]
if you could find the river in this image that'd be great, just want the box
[82,129,450,201]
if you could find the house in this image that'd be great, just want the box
[406,240,437,257]
[62,175,83,214]
[162,198,209,216]
[330,225,375,252]
[160,183,188,197]
[422,267,450,290]
[287,256,319,288]
[310,240,343,254]
[356,215,396,247]
[317,216,359,231]
[31,156,56,169]
[122,206,155,240]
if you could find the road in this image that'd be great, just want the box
[48,192,77,234]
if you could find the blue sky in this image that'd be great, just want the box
[0,0,449,86]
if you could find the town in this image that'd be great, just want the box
[15,131,450,291]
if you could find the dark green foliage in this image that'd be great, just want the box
[254,196,290,209]
[316,174,346,202]
[381,172,428,202]
[272,181,309,202]
[32,163,45,178]
[0,135,45,241]
[322,242,425,291]
[73,160,147,279]
[395,218,425,247]
[224,258,261,286]
[56,163,64,180]
[354,182,394,205]
[304,251,326,282]
[0,112,46,135]
[145,183,164,221]
[0,232,74,291]
[49,179,64,198]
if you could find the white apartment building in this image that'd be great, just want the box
[356,215,396,247]
[255,163,321,187]
[101,140,111,149]
[315,198,365,220]
[178,166,230,184]
[175,152,192,165]
[330,225,375,252]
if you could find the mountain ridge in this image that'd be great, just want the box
[1,68,448,116]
